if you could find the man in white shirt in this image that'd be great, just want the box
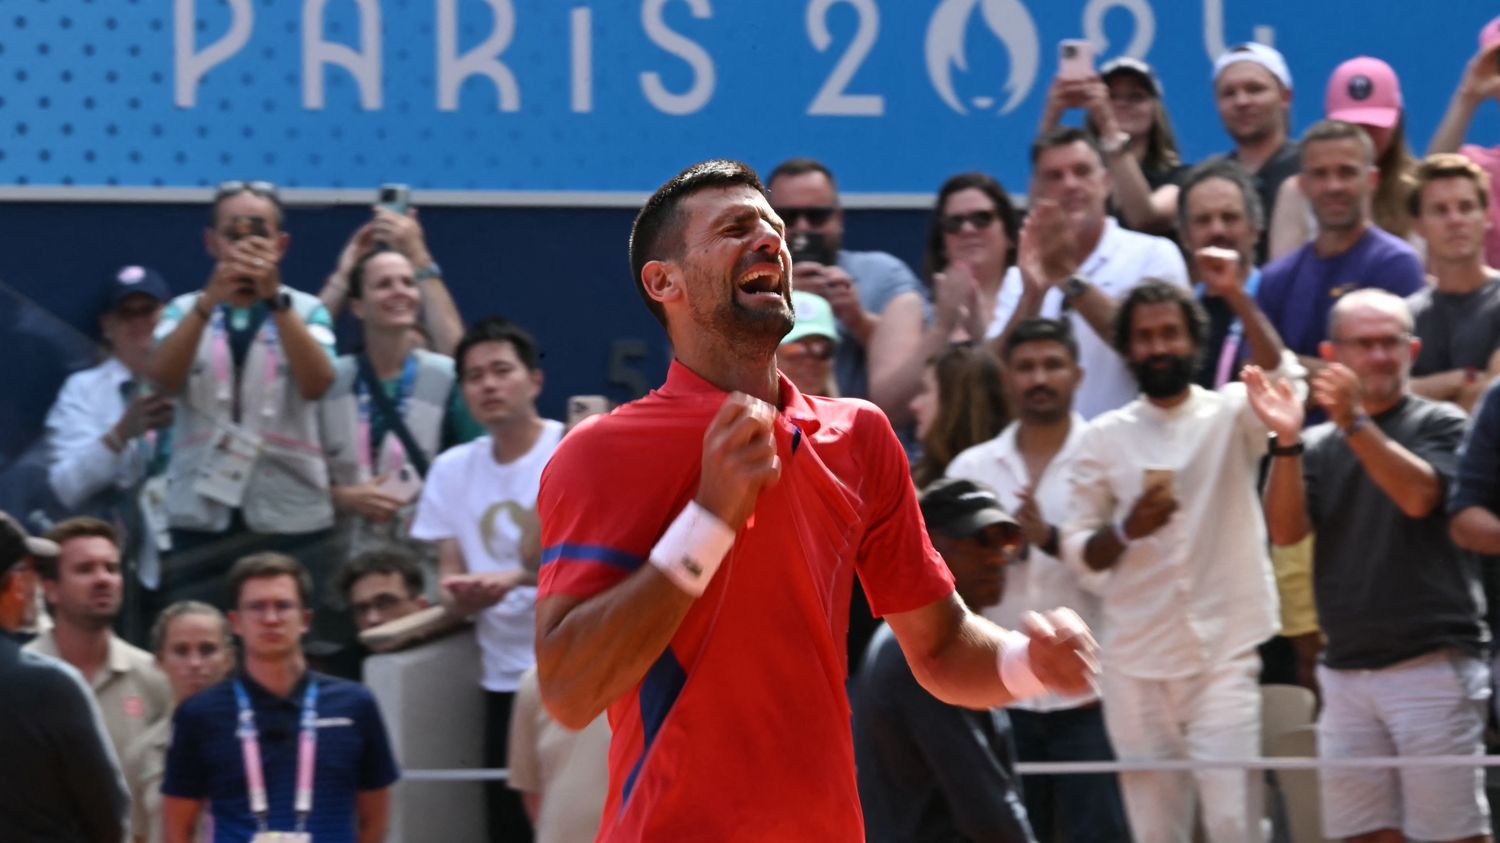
[945,317,1127,843]
[410,316,563,843]
[987,126,1190,419]
[45,267,174,600]
[1061,266,1299,843]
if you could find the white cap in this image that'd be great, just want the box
[1213,42,1292,91]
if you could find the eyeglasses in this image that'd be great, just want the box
[780,337,836,361]
[940,210,999,234]
[215,179,280,201]
[239,599,300,618]
[777,206,836,227]
[1331,334,1410,354]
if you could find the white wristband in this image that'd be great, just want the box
[997,630,1048,701]
[1112,520,1131,546]
[649,501,736,597]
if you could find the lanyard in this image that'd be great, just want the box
[208,304,283,425]
[233,677,319,833]
[355,353,417,476]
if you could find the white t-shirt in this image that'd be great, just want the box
[411,420,565,692]
[986,218,1189,420]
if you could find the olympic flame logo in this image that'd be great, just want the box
[925,0,1040,115]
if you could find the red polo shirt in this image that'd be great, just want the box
[538,361,954,843]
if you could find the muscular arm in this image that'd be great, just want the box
[356,787,392,843]
[534,571,697,729]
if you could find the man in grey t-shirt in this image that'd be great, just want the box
[0,511,129,843]
[1407,152,1500,412]
[1252,289,1490,842]
[766,157,928,422]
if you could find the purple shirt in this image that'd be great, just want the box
[1256,226,1425,356]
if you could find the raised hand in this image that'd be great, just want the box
[1022,608,1100,696]
[1195,246,1245,299]
[1014,486,1051,549]
[1121,484,1176,541]
[1243,364,1304,439]
[1312,362,1364,430]
[696,393,781,529]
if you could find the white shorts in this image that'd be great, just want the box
[1317,648,1491,841]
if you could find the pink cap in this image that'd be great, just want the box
[1325,57,1402,129]
[1481,15,1500,51]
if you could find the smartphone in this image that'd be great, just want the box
[376,464,423,504]
[789,230,834,265]
[1058,39,1095,80]
[378,183,411,215]
[1142,466,1175,497]
[566,395,611,432]
[226,215,270,241]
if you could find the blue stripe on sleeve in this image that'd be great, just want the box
[540,543,643,570]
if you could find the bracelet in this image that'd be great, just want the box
[649,501,736,597]
[1342,413,1371,438]
[1112,520,1131,546]
[1268,434,1304,457]
[997,629,1048,701]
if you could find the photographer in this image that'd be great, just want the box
[320,190,464,356]
[147,180,338,604]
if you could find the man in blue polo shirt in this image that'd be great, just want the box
[160,552,399,843]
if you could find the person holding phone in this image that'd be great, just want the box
[1062,278,1299,843]
[1429,15,1500,269]
[319,189,464,356]
[147,180,338,614]
[320,246,482,564]
[1040,52,1189,236]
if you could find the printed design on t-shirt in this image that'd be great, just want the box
[480,500,542,569]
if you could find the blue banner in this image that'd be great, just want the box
[0,1,1493,195]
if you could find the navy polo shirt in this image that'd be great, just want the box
[162,671,399,843]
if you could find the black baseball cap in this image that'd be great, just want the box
[105,265,171,312]
[1100,56,1163,98]
[0,511,58,576]
[919,478,1020,540]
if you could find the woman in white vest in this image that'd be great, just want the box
[321,247,481,565]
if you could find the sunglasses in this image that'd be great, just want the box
[215,179,280,200]
[777,206,836,227]
[940,210,999,234]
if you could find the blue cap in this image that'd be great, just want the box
[105,265,170,311]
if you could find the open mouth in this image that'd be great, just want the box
[736,264,785,302]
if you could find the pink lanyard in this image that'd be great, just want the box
[234,678,318,834]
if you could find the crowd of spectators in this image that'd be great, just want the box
[10,17,1500,843]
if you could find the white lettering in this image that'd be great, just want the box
[1082,0,1154,60]
[303,0,383,109]
[174,0,254,107]
[639,0,715,116]
[437,0,521,112]
[571,7,593,113]
[1202,0,1275,60]
[806,0,884,117]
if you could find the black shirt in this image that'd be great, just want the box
[1210,139,1301,265]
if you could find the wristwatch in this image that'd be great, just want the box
[264,291,291,312]
[1062,275,1090,300]
[1268,434,1304,457]
[414,262,443,282]
[1099,131,1131,158]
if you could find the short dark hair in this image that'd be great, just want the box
[629,160,766,329]
[1408,152,1491,218]
[149,600,230,655]
[766,157,837,191]
[1031,126,1104,167]
[1301,119,1374,165]
[1112,281,1210,357]
[347,245,405,300]
[336,547,425,602]
[38,517,118,580]
[1003,318,1079,363]
[454,316,542,375]
[1177,159,1266,234]
[922,172,1021,282]
[228,552,314,610]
